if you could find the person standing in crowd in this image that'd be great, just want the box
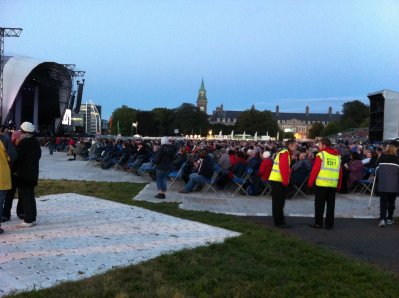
[2,129,23,222]
[307,138,342,230]
[269,140,297,227]
[375,144,399,227]
[154,137,175,199]
[0,126,17,234]
[14,122,41,228]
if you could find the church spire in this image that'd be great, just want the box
[198,78,206,93]
[196,78,208,114]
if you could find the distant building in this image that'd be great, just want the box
[209,104,240,126]
[196,78,208,114]
[195,79,342,139]
[70,103,102,135]
[209,104,341,139]
[273,105,341,139]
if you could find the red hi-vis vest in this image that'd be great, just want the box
[315,151,340,187]
[269,149,290,182]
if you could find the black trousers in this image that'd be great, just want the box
[314,186,336,228]
[2,175,24,219]
[271,181,288,225]
[379,192,396,220]
[19,187,37,223]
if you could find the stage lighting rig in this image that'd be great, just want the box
[0,27,22,125]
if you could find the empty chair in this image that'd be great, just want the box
[168,161,187,190]
[231,167,253,196]
[202,165,221,193]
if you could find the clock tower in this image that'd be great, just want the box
[196,78,208,114]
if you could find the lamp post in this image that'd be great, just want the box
[132,122,138,135]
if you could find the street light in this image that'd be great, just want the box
[132,121,138,135]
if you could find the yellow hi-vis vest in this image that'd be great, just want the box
[0,139,11,190]
[269,149,290,182]
[315,151,340,187]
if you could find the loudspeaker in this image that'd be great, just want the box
[74,79,85,114]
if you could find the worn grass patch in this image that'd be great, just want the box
[9,179,399,297]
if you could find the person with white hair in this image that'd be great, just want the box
[14,122,41,228]
[258,151,273,182]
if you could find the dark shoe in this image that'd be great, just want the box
[154,193,165,199]
[68,158,75,161]
[1,216,10,223]
[325,226,333,230]
[0,227,4,234]
[275,223,290,228]
[179,190,189,194]
[308,223,322,229]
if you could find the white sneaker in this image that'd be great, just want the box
[378,220,386,227]
[386,219,394,225]
[16,221,37,228]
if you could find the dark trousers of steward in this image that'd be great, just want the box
[270,181,288,226]
[314,186,336,228]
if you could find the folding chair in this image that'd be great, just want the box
[137,162,156,179]
[112,153,127,171]
[231,167,253,196]
[260,180,272,196]
[202,165,221,193]
[168,161,187,190]
[127,155,146,174]
[352,168,375,195]
[289,175,310,199]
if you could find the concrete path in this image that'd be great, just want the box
[135,179,380,219]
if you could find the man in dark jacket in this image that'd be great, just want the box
[179,149,214,193]
[15,122,41,228]
[154,137,175,199]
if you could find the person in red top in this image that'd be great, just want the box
[257,151,273,181]
[308,138,342,230]
[269,140,297,227]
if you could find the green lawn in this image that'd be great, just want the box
[9,179,399,297]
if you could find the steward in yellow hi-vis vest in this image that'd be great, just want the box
[315,151,340,187]
[308,138,342,230]
[270,140,297,227]
[269,149,290,184]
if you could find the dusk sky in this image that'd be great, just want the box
[1,0,398,119]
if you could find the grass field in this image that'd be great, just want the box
[9,179,399,297]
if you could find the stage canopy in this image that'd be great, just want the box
[2,56,72,133]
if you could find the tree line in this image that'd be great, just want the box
[110,100,369,139]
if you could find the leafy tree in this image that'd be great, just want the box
[171,103,209,136]
[308,122,324,139]
[111,105,137,136]
[236,107,279,136]
[322,121,341,137]
[340,100,369,129]
[135,111,157,136]
[152,108,175,136]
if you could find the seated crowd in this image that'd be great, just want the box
[58,136,393,198]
